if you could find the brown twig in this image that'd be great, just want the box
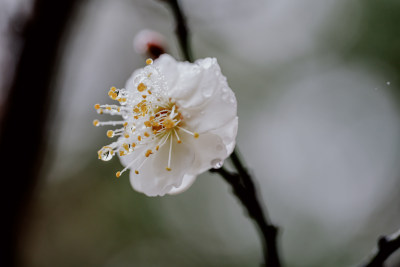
[160,0,193,62]
[361,229,400,267]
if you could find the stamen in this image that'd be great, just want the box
[177,126,200,139]
[95,120,126,126]
[146,58,153,65]
[167,134,173,171]
[145,149,152,157]
[173,129,181,143]
[137,83,147,92]
[107,130,114,138]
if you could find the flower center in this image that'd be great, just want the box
[94,58,200,178]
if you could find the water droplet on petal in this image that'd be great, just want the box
[202,87,213,98]
[386,81,391,86]
[211,158,223,169]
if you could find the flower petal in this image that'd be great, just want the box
[210,116,238,156]
[154,54,179,90]
[184,132,229,175]
[167,174,197,195]
[128,139,195,196]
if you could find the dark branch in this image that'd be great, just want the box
[210,167,281,267]
[0,0,78,266]
[361,229,400,267]
[160,0,193,62]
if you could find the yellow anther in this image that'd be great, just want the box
[117,107,121,112]
[108,91,113,97]
[145,149,153,157]
[106,106,111,110]
[116,171,121,178]
[152,122,159,127]
[134,115,139,120]
[133,107,140,113]
[177,140,182,144]
[135,170,139,174]
[140,105,147,112]
[142,95,147,99]
[123,122,128,127]
[94,104,100,110]
[148,90,152,95]
[144,132,150,137]
[156,145,159,151]
[144,121,152,127]
[119,98,127,102]
[149,116,155,121]
[111,92,118,100]
[138,136,142,141]
[107,130,114,138]
[163,118,175,129]
[123,143,129,151]
[93,119,99,126]
[119,150,125,156]
[110,86,116,92]
[124,133,129,138]
[194,132,199,138]
[131,143,136,147]
[166,167,171,171]
[99,109,103,114]
[137,83,147,92]
[153,130,158,134]
[146,58,153,65]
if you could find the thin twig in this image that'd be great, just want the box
[160,0,193,61]
[361,229,400,267]
[210,167,281,267]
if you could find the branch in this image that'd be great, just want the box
[361,229,400,267]
[210,167,281,267]
[160,0,193,62]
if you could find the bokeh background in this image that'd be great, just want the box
[1,0,400,266]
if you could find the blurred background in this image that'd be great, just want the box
[1,0,400,266]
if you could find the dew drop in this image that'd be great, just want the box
[99,147,114,161]
[121,110,129,120]
[386,81,391,86]
[222,93,229,103]
[202,87,213,98]
[211,158,223,169]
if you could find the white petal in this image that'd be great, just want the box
[128,139,195,196]
[167,174,197,195]
[154,54,179,90]
[210,116,238,156]
[185,133,228,175]
[176,58,237,133]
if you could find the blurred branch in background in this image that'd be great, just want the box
[160,0,281,266]
[0,0,78,266]
[361,229,400,267]
[159,0,192,61]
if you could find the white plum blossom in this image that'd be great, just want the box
[94,54,238,196]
